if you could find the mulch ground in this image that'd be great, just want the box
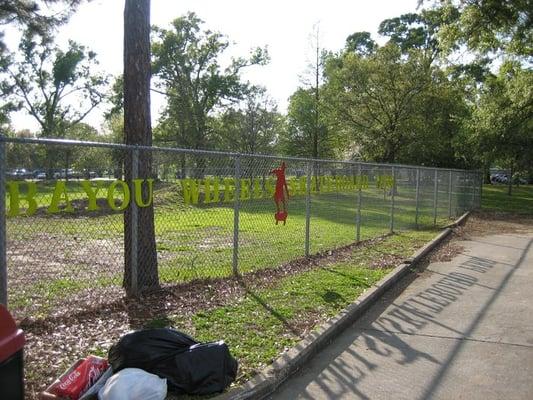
[21,211,533,398]
[426,210,533,265]
[21,235,392,398]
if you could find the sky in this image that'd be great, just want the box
[8,0,420,132]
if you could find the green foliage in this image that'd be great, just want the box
[461,63,532,183]
[62,123,121,175]
[0,0,86,125]
[213,87,282,154]
[434,0,532,57]
[345,31,377,56]
[0,0,84,49]
[105,75,123,120]
[152,12,268,151]
[379,8,461,57]
[280,87,336,159]
[324,44,432,163]
[408,69,470,168]
[280,26,339,160]
[380,12,433,55]
[3,36,108,136]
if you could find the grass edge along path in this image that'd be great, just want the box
[23,229,438,399]
[149,229,437,392]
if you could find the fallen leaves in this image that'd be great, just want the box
[20,232,413,399]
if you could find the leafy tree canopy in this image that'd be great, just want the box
[280,87,338,159]
[425,0,532,58]
[213,86,281,154]
[0,0,85,51]
[3,35,107,136]
[345,31,377,56]
[152,12,269,150]
[461,62,533,189]
[324,44,435,163]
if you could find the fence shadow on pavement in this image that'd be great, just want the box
[272,240,533,399]
[269,243,533,400]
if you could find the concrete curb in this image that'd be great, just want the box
[443,211,470,229]
[216,212,470,400]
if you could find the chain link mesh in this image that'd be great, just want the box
[0,138,482,319]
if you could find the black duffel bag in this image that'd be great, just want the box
[108,328,238,395]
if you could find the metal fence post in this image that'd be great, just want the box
[305,161,312,257]
[463,171,467,213]
[478,170,483,208]
[0,135,6,306]
[433,169,438,226]
[415,168,420,229]
[356,163,362,242]
[448,170,453,219]
[390,166,395,233]
[470,172,476,210]
[130,148,139,296]
[232,155,241,276]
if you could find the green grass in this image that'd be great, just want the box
[6,179,460,315]
[481,184,533,214]
[9,274,117,317]
[145,230,436,383]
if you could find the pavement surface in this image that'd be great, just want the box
[269,232,533,400]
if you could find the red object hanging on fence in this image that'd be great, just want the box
[270,162,289,225]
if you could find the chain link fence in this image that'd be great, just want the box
[0,137,482,319]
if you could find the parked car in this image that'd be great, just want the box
[33,169,47,180]
[490,174,509,184]
[82,169,99,179]
[53,169,68,179]
[8,168,33,180]
[490,173,527,185]
[53,169,81,179]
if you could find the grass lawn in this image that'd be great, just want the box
[172,230,438,384]
[22,228,439,399]
[12,178,470,398]
[481,184,533,214]
[7,178,465,318]
[17,181,532,398]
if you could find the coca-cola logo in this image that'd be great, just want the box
[83,365,103,392]
[59,370,81,390]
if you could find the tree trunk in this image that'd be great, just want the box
[123,0,159,295]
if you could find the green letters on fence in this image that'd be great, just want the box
[48,181,75,213]
[7,181,37,217]
[80,180,104,211]
[133,179,154,207]
[107,180,130,211]
[4,174,390,216]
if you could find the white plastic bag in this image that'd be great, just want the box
[98,368,167,400]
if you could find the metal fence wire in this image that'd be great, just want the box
[0,137,482,318]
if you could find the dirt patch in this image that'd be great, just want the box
[459,210,533,238]
[425,211,533,264]
[20,234,393,399]
[8,234,123,281]
[428,238,465,263]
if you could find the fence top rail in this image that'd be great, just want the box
[0,135,481,174]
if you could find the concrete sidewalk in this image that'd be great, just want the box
[269,232,533,400]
